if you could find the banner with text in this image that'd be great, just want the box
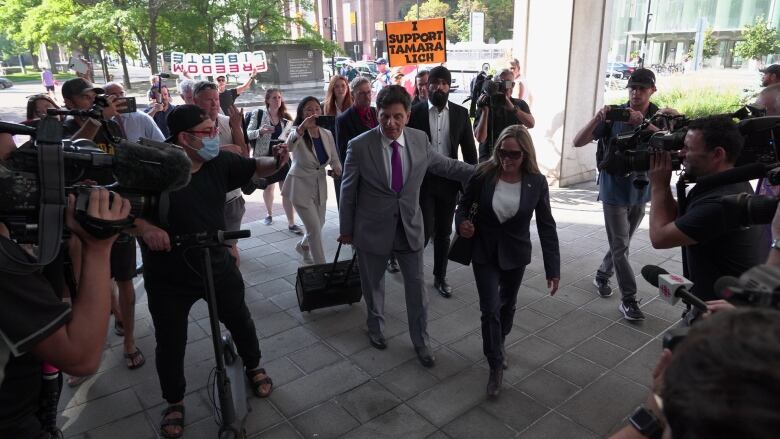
[385,18,447,67]
[170,51,268,77]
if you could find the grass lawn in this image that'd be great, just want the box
[1,71,76,82]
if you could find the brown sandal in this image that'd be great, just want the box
[160,404,185,439]
[246,368,273,398]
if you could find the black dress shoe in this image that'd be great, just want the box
[414,346,435,368]
[487,368,503,397]
[386,258,400,273]
[433,278,453,298]
[368,333,387,350]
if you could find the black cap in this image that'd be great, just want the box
[428,66,451,85]
[61,78,105,100]
[626,68,656,88]
[166,104,210,143]
[760,64,780,76]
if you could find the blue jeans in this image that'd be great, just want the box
[596,202,646,300]
[473,263,525,370]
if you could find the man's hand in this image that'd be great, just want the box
[627,108,645,126]
[228,105,244,130]
[142,225,171,252]
[65,188,131,250]
[648,152,673,188]
[274,142,290,167]
[100,94,121,119]
[148,102,164,116]
[595,105,610,123]
[459,220,475,238]
[703,299,736,319]
[547,278,559,296]
[338,234,353,245]
[0,222,9,238]
[504,95,515,111]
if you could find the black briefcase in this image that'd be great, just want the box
[295,243,362,312]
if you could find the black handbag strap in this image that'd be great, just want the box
[324,242,357,288]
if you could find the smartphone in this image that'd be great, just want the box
[327,169,334,177]
[316,115,335,128]
[116,97,137,114]
[606,106,631,122]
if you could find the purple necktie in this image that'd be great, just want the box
[390,140,403,193]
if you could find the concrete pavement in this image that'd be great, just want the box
[56,180,685,439]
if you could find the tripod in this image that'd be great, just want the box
[172,229,251,439]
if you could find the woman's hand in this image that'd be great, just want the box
[547,278,559,296]
[459,220,475,238]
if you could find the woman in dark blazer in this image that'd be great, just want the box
[456,124,560,398]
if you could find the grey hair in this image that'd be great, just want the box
[350,76,370,92]
[192,80,217,97]
[178,79,195,95]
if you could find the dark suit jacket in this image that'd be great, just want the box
[455,172,560,278]
[408,100,477,195]
[335,106,377,165]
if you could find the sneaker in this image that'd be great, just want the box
[262,215,273,225]
[619,299,645,321]
[593,277,613,298]
[295,243,314,265]
[288,224,304,235]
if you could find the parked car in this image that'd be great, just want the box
[606,62,635,79]
[0,77,13,89]
[352,62,377,80]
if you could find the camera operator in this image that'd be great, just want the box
[132,105,286,438]
[648,116,764,322]
[60,78,122,154]
[474,69,534,161]
[0,188,131,438]
[608,307,780,439]
[572,68,663,321]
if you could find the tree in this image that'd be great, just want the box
[735,16,780,61]
[404,0,449,22]
[702,28,718,59]
[451,0,486,42]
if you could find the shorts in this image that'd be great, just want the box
[45,85,55,92]
[110,237,137,281]
[223,196,246,245]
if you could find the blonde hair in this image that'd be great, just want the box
[477,125,540,180]
[324,75,352,115]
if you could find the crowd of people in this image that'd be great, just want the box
[1,59,780,439]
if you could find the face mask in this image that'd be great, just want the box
[197,136,220,161]
[429,90,447,108]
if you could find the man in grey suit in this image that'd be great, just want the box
[338,85,474,367]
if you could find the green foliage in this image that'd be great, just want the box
[451,0,486,43]
[404,0,450,21]
[702,28,718,59]
[735,16,780,61]
[2,70,75,81]
[608,88,742,119]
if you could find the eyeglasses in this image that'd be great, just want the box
[216,78,226,83]
[498,149,523,160]
[186,127,218,137]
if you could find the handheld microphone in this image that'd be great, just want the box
[113,139,192,192]
[641,265,708,311]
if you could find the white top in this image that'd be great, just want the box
[115,112,164,142]
[379,130,410,190]
[217,114,242,202]
[492,179,522,223]
[427,101,450,156]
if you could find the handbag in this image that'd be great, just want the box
[295,242,362,312]
[448,185,480,266]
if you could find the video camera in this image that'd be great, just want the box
[0,115,191,272]
[466,71,512,117]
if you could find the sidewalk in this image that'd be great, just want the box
[55,180,685,439]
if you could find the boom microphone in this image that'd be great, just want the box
[692,162,769,193]
[113,139,191,192]
[641,265,708,311]
[0,121,36,136]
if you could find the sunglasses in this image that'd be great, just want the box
[498,149,523,160]
[186,127,218,137]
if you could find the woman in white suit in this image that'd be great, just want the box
[283,96,342,265]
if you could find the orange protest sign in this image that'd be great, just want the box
[385,18,447,67]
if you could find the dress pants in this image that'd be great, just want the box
[421,181,459,280]
[146,265,261,404]
[293,194,328,264]
[596,202,646,300]
[356,219,430,348]
[473,262,525,370]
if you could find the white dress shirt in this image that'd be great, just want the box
[380,130,410,190]
[428,101,450,156]
[492,179,522,223]
[116,112,164,142]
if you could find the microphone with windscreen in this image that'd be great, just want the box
[714,266,780,309]
[641,265,708,311]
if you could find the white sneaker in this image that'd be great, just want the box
[295,243,314,265]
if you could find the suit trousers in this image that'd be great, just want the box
[146,269,261,404]
[473,262,525,370]
[596,202,646,300]
[294,197,327,264]
[421,182,459,280]
[356,219,430,348]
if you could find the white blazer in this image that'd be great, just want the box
[281,126,342,206]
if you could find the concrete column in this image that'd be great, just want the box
[512,0,614,187]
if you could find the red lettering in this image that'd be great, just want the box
[216,65,226,74]
[229,64,239,73]
[202,65,212,74]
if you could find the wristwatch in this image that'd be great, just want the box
[628,406,663,439]
[772,239,780,251]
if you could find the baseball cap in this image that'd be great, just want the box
[166,104,210,143]
[760,64,780,76]
[626,68,656,88]
[61,78,105,100]
[376,58,388,65]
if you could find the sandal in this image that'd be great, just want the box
[114,319,124,337]
[159,404,185,439]
[124,348,146,370]
[246,368,273,398]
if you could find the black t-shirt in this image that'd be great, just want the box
[0,237,71,437]
[675,182,764,301]
[219,89,239,115]
[140,152,256,293]
[475,97,531,160]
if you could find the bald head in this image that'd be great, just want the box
[757,84,780,116]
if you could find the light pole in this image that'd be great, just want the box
[328,0,336,73]
[641,0,653,68]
